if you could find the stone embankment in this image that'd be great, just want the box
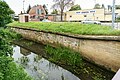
[11,27,120,72]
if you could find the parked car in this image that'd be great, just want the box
[81,20,101,25]
[42,19,51,22]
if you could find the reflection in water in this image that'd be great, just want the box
[12,46,80,80]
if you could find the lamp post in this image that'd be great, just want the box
[112,0,115,29]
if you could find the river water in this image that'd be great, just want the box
[12,45,80,80]
[12,39,115,80]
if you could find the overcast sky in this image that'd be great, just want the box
[4,0,120,15]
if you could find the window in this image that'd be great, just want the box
[37,9,41,15]
[84,15,87,17]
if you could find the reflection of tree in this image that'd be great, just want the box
[34,55,42,62]
[61,73,65,80]
[18,56,29,66]
[48,62,59,70]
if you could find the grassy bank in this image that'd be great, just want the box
[45,45,83,67]
[0,28,33,80]
[8,21,120,35]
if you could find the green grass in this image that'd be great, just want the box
[8,21,120,35]
[44,45,111,80]
[45,45,83,67]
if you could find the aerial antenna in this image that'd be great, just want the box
[23,0,25,13]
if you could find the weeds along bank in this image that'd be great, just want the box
[0,28,33,80]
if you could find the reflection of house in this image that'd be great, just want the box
[20,48,31,56]
[65,9,120,22]
[29,5,46,21]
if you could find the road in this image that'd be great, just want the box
[101,22,120,29]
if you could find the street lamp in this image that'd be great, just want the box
[112,0,115,29]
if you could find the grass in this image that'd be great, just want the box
[8,21,120,35]
[45,45,83,67]
[44,45,113,80]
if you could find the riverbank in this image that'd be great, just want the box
[11,27,120,72]
[8,21,120,35]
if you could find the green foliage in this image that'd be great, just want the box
[69,4,81,11]
[0,0,14,27]
[45,45,83,67]
[8,21,120,35]
[0,28,33,80]
[0,56,32,80]
[116,5,120,9]
[94,4,101,9]
[0,29,20,56]
[51,9,58,14]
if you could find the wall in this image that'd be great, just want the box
[12,27,120,72]
[19,14,30,23]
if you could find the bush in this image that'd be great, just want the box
[0,1,14,27]
[0,28,33,80]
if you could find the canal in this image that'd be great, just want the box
[12,39,115,80]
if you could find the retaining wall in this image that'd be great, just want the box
[11,27,120,72]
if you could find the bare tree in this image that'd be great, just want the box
[43,4,48,14]
[52,0,74,21]
[26,4,31,14]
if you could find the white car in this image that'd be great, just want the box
[81,20,101,25]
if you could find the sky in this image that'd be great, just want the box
[4,0,120,15]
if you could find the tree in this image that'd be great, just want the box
[52,0,74,21]
[51,9,58,14]
[26,4,31,14]
[94,3,101,9]
[43,4,48,14]
[101,4,105,9]
[116,5,120,9]
[0,0,14,27]
[108,5,112,11]
[69,4,81,11]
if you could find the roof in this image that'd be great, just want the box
[29,5,46,16]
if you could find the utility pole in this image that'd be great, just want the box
[112,0,115,29]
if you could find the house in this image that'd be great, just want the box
[29,5,46,21]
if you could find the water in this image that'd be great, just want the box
[12,45,80,80]
[12,39,115,80]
